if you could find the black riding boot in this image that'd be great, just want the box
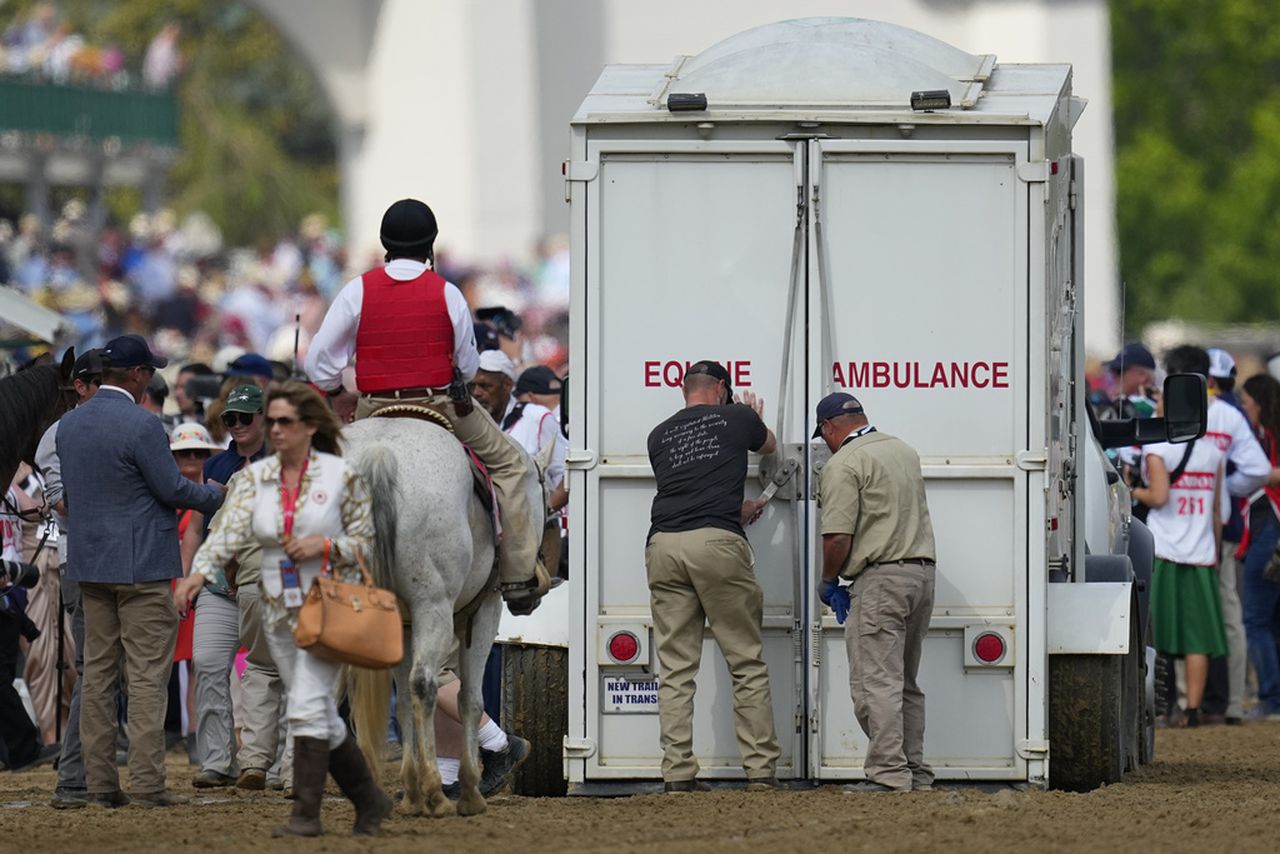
[328,736,394,836]
[273,737,328,837]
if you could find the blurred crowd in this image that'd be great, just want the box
[1090,342,1280,728]
[0,200,571,389]
[0,1,179,89]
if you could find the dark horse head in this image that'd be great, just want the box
[0,348,77,493]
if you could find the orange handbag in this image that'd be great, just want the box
[294,546,403,670]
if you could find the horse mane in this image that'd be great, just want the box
[0,363,60,459]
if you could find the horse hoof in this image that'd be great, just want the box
[426,796,456,818]
[456,792,487,817]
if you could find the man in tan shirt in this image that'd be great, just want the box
[815,393,936,793]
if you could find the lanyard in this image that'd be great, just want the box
[280,457,309,541]
[840,425,876,448]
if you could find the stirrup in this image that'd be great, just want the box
[501,563,551,614]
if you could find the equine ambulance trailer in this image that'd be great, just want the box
[560,18,1195,791]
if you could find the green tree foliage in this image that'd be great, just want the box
[3,0,337,244]
[1113,0,1280,330]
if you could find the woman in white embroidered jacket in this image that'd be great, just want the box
[175,382,391,837]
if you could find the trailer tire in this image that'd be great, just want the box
[1140,619,1156,765]
[1121,611,1143,773]
[1049,654,1125,791]
[500,643,568,797]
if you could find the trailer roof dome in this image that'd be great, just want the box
[653,17,996,110]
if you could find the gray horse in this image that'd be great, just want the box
[345,416,547,817]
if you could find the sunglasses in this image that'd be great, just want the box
[220,411,258,427]
[174,449,209,460]
[265,416,301,428]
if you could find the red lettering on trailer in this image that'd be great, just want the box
[831,360,1013,390]
[642,360,754,388]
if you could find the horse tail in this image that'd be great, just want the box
[356,444,398,592]
[348,666,393,772]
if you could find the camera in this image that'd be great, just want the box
[476,307,522,340]
[184,374,226,403]
[0,559,40,591]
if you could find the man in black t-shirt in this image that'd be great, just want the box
[645,360,781,792]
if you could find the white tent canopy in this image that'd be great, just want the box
[0,286,72,344]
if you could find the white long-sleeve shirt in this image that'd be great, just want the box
[1204,397,1270,498]
[304,259,480,391]
[503,399,565,489]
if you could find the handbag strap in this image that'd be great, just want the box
[318,538,377,587]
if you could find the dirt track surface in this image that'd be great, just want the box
[5,723,1280,853]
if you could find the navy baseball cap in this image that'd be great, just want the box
[1107,342,1155,373]
[516,365,562,396]
[72,348,104,380]
[227,352,273,381]
[102,334,168,370]
[812,392,866,437]
[684,360,733,400]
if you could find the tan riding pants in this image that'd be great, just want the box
[20,547,75,744]
[846,561,935,790]
[80,581,177,796]
[356,393,539,587]
[645,528,780,782]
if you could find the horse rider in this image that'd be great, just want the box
[304,199,550,615]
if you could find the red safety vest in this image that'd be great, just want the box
[355,266,455,392]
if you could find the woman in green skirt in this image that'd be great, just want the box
[1133,427,1228,728]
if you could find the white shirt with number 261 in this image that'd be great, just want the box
[1142,439,1226,567]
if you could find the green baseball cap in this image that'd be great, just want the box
[224,384,264,414]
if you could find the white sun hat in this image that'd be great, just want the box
[170,422,222,453]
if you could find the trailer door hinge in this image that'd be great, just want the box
[565,449,598,470]
[1017,739,1050,759]
[1018,161,1050,183]
[563,160,599,182]
[562,737,597,760]
[1015,450,1048,471]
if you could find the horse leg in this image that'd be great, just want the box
[454,605,500,816]
[409,609,456,819]
[393,648,419,811]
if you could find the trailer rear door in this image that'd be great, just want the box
[578,140,808,780]
[808,139,1031,779]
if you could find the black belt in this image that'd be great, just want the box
[869,558,935,568]
[362,386,450,399]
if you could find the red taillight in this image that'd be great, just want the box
[608,631,639,663]
[973,632,1006,663]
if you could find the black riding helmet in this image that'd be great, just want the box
[380,199,438,262]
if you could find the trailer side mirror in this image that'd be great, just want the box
[1093,373,1207,449]
[1161,373,1208,443]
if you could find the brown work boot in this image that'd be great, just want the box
[273,737,329,837]
[327,736,394,836]
[502,561,552,616]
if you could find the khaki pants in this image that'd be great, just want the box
[1219,542,1247,718]
[237,584,288,778]
[356,392,539,587]
[645,528,780,782]
[80,581,177,796]
[846,561,935,790]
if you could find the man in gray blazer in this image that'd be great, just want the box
[58,334,224,807]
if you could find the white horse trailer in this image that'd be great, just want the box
[554,17,1200,793]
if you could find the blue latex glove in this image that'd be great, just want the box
[819,579,851,625]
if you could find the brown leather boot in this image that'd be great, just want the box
[272,737,328,837]
[327,736,394,836]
